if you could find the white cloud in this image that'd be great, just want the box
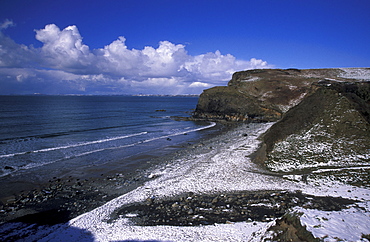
[35,24,95,72]
[0,23,272,94]
[141,41,190,77]
[0,32,35,68]
[98,36,145,75]
[248,58,269,69]
[0,19,15,30]
[189,81,212,88]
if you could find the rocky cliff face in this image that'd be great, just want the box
[194,68,370,122]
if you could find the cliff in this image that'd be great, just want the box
[194,68,370,122]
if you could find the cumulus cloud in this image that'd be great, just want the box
[35,24,95,72]
[0,23,272,94]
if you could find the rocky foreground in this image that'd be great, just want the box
[112,190,356,226]
[0,172,146,224]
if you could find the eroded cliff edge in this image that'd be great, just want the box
[194,68,370,178]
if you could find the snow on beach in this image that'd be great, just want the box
[2,122,370,241]
[297,201,370,241]
[38,123,281,241]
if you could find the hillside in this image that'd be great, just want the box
[262,79,370,171]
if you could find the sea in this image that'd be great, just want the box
[0,95,215,180]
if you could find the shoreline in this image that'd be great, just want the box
[1,121,370,241]
[0,121,229,224]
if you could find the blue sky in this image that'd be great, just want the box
[0,0,369,95]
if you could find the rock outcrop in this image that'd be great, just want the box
[193,68,370,122]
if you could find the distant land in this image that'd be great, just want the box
[0,93,199,97]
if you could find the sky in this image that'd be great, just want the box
[0,0,369,95]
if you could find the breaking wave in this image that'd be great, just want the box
[0,122,216,177]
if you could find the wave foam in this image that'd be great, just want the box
[71,122,217,157]
[0,123,216,176]
[0,132,148,158]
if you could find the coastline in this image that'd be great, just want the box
[0,121,227,224]
[1,121,370,241]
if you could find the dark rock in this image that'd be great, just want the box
[111,190,356,226]
[267,212,320,242]
[4,166,15,170]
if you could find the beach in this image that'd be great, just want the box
[2,121,369,241]
[0,121,223,225]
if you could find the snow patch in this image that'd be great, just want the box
[340,68,370,81]
[241,76,260,82]
[296,201,370,241]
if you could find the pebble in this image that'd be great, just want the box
[0,173,145,223]
[114,190,357,226]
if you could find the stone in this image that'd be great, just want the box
[171,203,180,209]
